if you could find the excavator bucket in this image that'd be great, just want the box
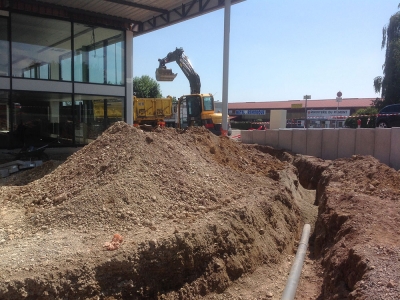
[155,68,177,81]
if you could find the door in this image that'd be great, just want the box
[186,95,202,126]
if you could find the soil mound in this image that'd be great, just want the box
[312,155,400,299]
[3,122,398,299]
[0,122,312,299]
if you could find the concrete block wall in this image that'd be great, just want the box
[253,130,267,145]
[240,128,399,170]
[278,129,292,151]
[355,129,375,156]
[322,129,338,160]
[374,128,391,166]
[337,129,356,158]
[292,129,307,156]
[306,129,322,158]
[390,128,400,170]
[265,130,279,148]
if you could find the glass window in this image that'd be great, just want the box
[60,54,72,81]
[203,96,214,111]
[11,91,73,147]
[89,47,104,84]
[0,17,9,77]
[0,91,10,133]
[74,95,124,143]
[106,41,124,85]
[11,14,72,81]
[74,24,124,85]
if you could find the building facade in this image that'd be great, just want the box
[0,0,243,150]
[228,98,376,128]
[0,3,134,149]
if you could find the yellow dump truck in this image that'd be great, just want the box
[93,96,173,127]
[133,96,173,127]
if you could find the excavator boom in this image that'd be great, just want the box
[155,47,201,94]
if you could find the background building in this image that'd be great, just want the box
[228,98,375,128]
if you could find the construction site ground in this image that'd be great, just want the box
[0,122,399,300]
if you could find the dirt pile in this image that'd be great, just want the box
[312,155,400,299]
[1,122,399,300]
[0,122,313,299]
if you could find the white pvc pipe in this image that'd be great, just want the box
[281,224,311,300]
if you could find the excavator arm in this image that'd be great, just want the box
[156,47,201,95]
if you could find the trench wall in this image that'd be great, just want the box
[240,128,400,170]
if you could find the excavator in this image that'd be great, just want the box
[155,47,231,136]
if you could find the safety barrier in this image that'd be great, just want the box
[240,128,400,170]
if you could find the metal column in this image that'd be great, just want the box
[125,30,133,125]
[221,0,231,135]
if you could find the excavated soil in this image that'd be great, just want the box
[0,122,399,300]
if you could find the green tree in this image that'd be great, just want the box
[133,75,162,98]
[374,4,400,108]
[344,107,378,128]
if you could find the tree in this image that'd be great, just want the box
[374,4,400,108]
[133,75,162,98]
[344,107,378,128]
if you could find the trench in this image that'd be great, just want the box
[1,144,367,300]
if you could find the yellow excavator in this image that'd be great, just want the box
[155,47,231,136]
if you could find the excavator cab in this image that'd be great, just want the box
[155,67,177,81]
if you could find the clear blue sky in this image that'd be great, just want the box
[133,0,398,103]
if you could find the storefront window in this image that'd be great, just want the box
[11,14,72,81]
[0,91,9,131]
[0,17,9,76]
[12,91,73,147]
[74,24,124,85]
[74,95,124,143]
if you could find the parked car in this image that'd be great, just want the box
[375,104,400,128]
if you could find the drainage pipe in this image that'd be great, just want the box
[281,223,311,300]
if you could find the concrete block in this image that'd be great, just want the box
[0,160,25,168]
[270,110,287,129]
[322,129,338,160]
[338,129,356,158]
[355,128,375,156]
[19,161,37,170]
[292,129,307,155]
[8,165,19,174]
[241,130,254,144]
[278,129,293,151]
[390,127,400,170]
[306,129,322,158]
[253,130,267,145]
[0,168,9,178]
[265,130,279,149]
[374,128,391,166]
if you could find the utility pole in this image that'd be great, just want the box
[336,91,342,128]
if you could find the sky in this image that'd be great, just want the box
[133,0,399,103]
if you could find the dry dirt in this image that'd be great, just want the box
[0,122,399,300]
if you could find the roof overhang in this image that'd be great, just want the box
[0,0,245,35]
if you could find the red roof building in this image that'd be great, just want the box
[228,98,377,128]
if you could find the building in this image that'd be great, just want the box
[228,98,376,128]
[0,0,242,149]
